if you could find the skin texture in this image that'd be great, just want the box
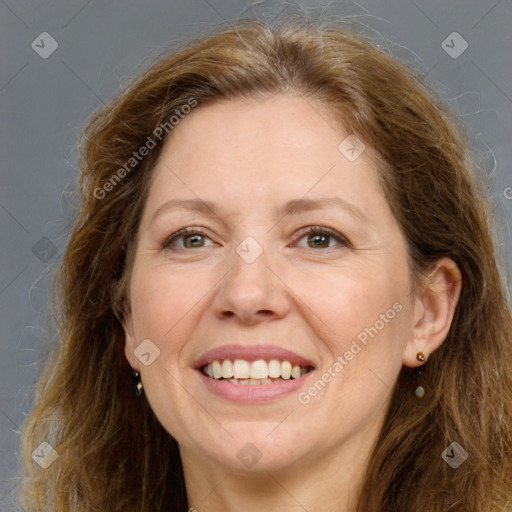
[123,94,461,511]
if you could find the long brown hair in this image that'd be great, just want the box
[19,17,512,511]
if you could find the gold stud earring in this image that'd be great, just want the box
[416,352,427,363]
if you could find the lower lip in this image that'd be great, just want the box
[197,370,314,403]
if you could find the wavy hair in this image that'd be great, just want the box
[19,16,512,511]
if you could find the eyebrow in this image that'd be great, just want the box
[279,197,368,223]
[150,197,368,225]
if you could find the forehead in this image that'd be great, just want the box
[160,94,348,167]
[145,94,385,211]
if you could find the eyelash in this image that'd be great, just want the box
[161,226,351,250]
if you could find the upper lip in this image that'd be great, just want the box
[193,344,316,369]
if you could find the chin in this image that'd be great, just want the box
[190,424,312,472]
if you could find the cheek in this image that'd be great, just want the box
[299,270,407,419]
[130,260,210,330]
[293,265,406,352]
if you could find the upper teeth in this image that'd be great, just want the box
[202,359,308,380]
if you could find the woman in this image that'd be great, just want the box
[19,17,512,511]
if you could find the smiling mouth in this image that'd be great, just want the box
[201,358,314,385]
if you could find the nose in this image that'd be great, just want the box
[211,244,291,325]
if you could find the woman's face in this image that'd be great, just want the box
[124,94,420,475]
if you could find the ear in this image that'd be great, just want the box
[122,297,140,372]
[403,257,462,367]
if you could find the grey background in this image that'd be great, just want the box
[1,0,511,509]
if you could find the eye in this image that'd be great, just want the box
[161,226,350,251]
[293,226,351,249]
[161,227,216,250]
